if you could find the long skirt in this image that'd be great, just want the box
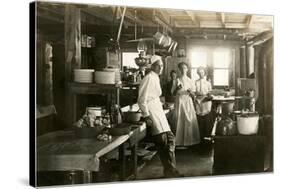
[174,95,200,146]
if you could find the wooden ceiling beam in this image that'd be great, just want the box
[170,14,189,18]
[170,17,175,27]
[225,23,247,28]
[246,15,253,28]
[82,8,114,26]
[184,11,200,27]
[157,10,170,25]
[120,9,155,29]
[152,10,173,33]
[82,6,133,28]
[246,30,273,44]
[173,27,261,38]
[220,12,226,28]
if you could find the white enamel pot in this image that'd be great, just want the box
[237,114,259,135]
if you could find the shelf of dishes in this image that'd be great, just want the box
[73,68,143,85]
[73,68,120,84]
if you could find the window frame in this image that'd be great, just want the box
[190,47,233,89]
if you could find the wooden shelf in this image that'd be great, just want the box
[69,82,121,94]
[68,82,122,124]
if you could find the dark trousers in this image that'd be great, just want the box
[152,131,177,175]
[197,113,213,141]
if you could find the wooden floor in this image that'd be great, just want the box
[136,143,214,180]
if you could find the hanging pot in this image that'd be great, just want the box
[153,32,165,45]
[168,40,178,53]
[162,35,172,47]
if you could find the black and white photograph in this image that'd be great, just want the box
[28,0,275,188]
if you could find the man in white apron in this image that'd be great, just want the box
[138,55,180,178]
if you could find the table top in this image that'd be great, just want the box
[37,123,146,171]
[212,95,235,101]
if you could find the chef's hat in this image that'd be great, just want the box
[150,55,163,66]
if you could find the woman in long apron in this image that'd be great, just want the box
[195,67,213,142]
[172,62,200,147]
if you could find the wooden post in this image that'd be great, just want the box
[131,144,138,179]
[240,46,246,78]
[118,143,126,180]
[234,46,240,96]
[65,5,81,125]
[65,5,81,73]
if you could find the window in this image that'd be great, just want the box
[190,50,207,81]
[190,48,231,87]
[213,50,230,86]
[122,52,139,69]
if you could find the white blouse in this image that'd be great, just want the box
[195,79,212,115]
[171,75,196,95]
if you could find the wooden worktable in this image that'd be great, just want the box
[37,122,146,183]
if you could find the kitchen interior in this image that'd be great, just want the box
[34,1,273,186]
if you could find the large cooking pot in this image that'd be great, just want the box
[153,32,178,53]
[237,114,259,135]
[123,109,142,123]
[216,116,237,136]
[153,32,173,47]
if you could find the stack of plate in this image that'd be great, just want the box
[103,68,121,84]
[94,71,115,84]
[74,69,95,83]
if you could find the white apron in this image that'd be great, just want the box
[148,98,171,135]
[174,76,200,146]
